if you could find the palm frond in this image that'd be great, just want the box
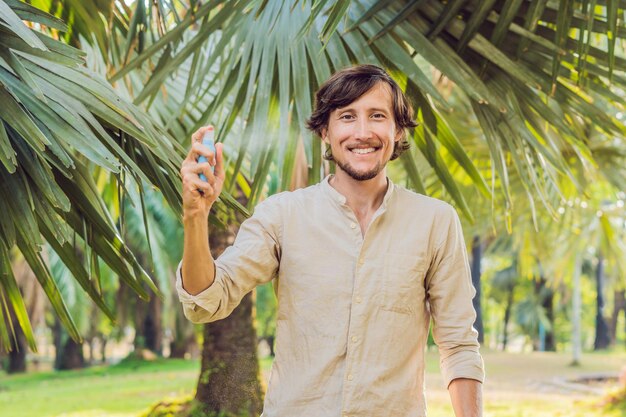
[107,0,626,223]
[0,0,182,350]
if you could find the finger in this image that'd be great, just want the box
[184,142,202,163]
[214,142,225,181]
[191,125,214,144]
[200,162,215,184]
[183,162,215,183]
[184,174,213,196]
[181,161,208,176]
[191,142,216,161]
[185,141,213,164]
[183,176,208,196]
[186,126,215,162]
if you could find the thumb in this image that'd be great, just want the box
[214,142,225,181]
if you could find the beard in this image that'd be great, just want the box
[334,157,385,181]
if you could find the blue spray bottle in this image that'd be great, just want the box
[198,127,216,182]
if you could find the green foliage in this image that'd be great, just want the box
[255,282,277,339]
[186,401,255,417]
[107,0,626,217]
[0,0,184,351]
[3,0,626,359]
[141,396,194,417]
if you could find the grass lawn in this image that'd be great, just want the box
[0,350,624,417]
[0,358,199,417]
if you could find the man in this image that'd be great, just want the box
[177,64,484,417]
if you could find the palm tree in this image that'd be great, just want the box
[0,0,180,351]
[610,288,626,346]
[3,0,626,414]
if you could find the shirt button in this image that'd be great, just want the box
[358,257,364,265]
[350,222,357,229]
[347,374,354,381]
[355,297,362,303]
[351,336,358,342]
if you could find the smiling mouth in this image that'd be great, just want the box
[352,148,376,155]
[348,146,380,155]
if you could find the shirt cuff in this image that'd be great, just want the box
[175,260,223,316]
[440,349,485,388]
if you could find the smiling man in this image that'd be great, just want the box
[177,64,484,417]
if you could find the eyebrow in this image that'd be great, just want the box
[336,107,391,114]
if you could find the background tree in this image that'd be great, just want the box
[3,0,626,415]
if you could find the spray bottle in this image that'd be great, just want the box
[197,126,216,182]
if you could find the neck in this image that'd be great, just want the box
[329,169,388,215]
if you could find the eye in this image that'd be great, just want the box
[339,114,355,120]
[371,113,386,119]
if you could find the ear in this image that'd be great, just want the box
[394,129,403,143]
[321,128,329,144]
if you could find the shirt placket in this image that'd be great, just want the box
[340,205,387,417]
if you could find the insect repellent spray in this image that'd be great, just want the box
[198,127,216,181]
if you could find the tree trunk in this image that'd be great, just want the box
[194,224,264,416]
[534,274,555,351]
[502,286,514,351]
[132,298,147,351]
[53,317,62,369]
[543,286,555,351]
[594,254,611,350]
[571,255,583,366]
[170,293,197,359]
[57,338,85,370]
[470,235,484,344]
[610,290,625,345]
[143,292,163,354]
[8,321,27,373]
[196,292,263,416]
[86,337,93,364]
[170,334,197,359]
[132,284,163,356]
[53,317,85,370]
[170,311,197,359]
[101,336,108,364]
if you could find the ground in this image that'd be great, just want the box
[0,350,623,417]
[425,350,624,417]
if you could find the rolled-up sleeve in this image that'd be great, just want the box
[175,196,282,323]
[425,204,485,388]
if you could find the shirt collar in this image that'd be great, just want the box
[321,174,395,208]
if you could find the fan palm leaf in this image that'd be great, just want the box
[107,1,626,219]
[0,0,183,350]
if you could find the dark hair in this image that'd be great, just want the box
[306,64,418,161]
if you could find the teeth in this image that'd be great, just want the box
[351,147,376,154]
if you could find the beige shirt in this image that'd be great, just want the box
[176,175,484,417]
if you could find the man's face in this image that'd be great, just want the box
[322,82,401,181]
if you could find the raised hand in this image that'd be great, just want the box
[180,126,225,218]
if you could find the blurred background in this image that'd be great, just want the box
[0,1,625,416]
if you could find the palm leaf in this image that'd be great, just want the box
[107,0,626,226]
[0,0,182,350]
[6,0,626,350]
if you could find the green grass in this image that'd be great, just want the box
[1,350,624,417]
[0,358,199,417]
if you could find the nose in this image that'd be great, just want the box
[353,118,373,140]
